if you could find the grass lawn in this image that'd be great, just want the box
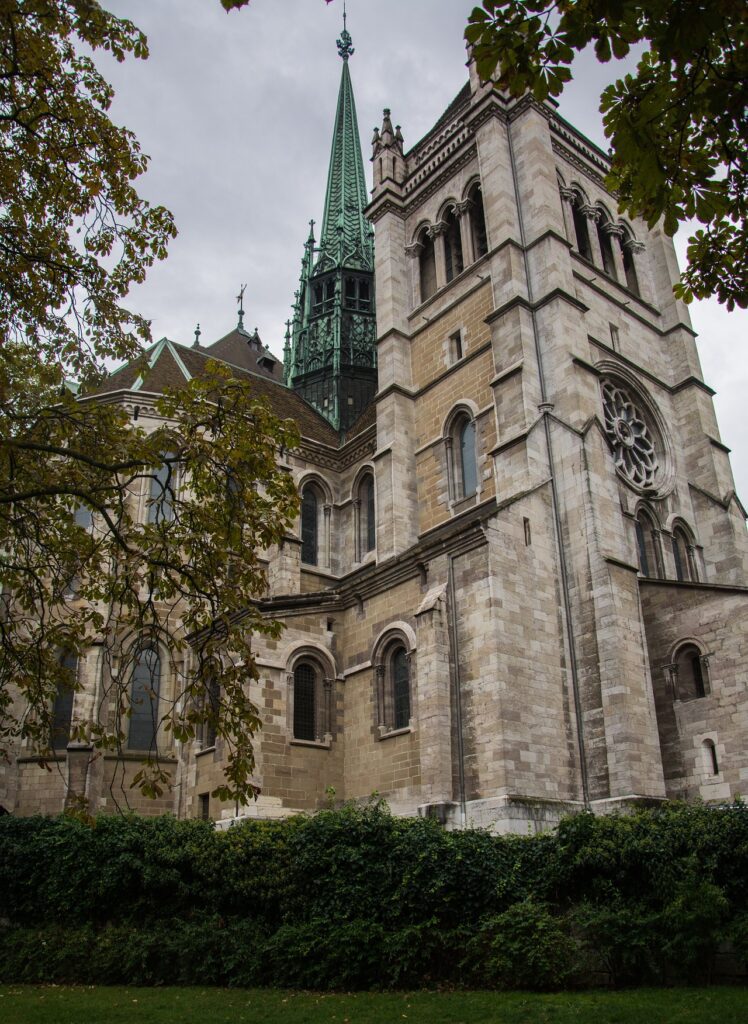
[1,986,746,1024]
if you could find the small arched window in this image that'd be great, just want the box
[293,662,317,741]
[619,234,640,296]
[128,645,161,751]
[443,207,464,283]
[147,455,177,524]
[597,218,617,279]
[449,412,478,503]
[419,229,437,302]
[702,739,719,776]
[571,197,592,262]
[300,485,319,566]
[52,652,77,751]
[673,643,708,701]
[357,472,375,558]
[468,183,488,259]
[671,525,697,582]
[635,509,661,578]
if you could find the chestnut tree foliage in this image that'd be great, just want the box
[0,1,299,806]
[466,1,748,310]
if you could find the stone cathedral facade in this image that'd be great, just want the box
[4,25,748,832]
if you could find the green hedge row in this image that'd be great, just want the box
[1,801,747,989]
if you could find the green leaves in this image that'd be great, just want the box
[465,0,748,309]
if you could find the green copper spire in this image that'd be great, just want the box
[316,16,373,276]
[285,12,377,434]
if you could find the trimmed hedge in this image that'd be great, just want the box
[0,800,746,989]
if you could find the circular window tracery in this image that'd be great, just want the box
[601,379,660,490]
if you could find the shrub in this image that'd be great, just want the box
[464,900,579,990]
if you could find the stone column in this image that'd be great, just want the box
[430,221,448,290]
[580,203,604,267]
[404,241,423,308]
[456,199,475,267]
[602,222,626,282]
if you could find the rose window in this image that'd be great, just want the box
[601,379,660,489]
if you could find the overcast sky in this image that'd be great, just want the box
[100,0,747,502]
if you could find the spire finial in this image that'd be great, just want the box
[236,283,246,330]
[336,2,354,61]
[193,323,201,348]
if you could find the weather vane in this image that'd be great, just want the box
[337,1,354,61]
[237,284,246,330]
[193,323,201,348]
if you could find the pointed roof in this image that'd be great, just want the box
[83,337,339,446]
[316,27,372,273]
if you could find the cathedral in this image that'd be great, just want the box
[5,19,748,832]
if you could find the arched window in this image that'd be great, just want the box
[448,412,478,503]
[147,455,177,524]
[293,662,317,741]
[671,525,697,582]
[702,739,719,776]
[200,662,221,749]
[672,643,708,701]
[419,229,437,302]
[392,646,411,730]
[619,234,640,295]
[459,419,478,497]
[300,485,319,565]
[290,657,333,743]
[635,509,661,578]
[571,197,592,262]
[128,645,161,751]
[597,217,617,279]
[443,207,464,283]
[357,472,375,558]
[373,634,414,735]
[51,652,77,751]
[468,183,488,259]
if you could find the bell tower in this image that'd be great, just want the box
[284,11,376,433]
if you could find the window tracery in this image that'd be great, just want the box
[601,379,660,490]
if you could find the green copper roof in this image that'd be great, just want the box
[316,43,373,274]
[284,16,377,434]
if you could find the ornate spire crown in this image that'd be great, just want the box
[337,3,354,62]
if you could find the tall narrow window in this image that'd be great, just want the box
[301,486,319,565]
[443,207,464,283]
[703,739,719,776]
[359,473,375,555]
[128,646,161,751]
[459,419,478,498]
[597,220,617,279]
[635,518,650,577]
[52,652,77,751]
[202,666,220,749]
[419,231,437,301]
[671,526,696,582]
[674,644,707,701]
[620,237,640,295]
[293,663,316,741]
[392,647,410,730]
[147,456,176,524]
[572,200,592,262]
[635,510,660,578]
[469,184,488,259]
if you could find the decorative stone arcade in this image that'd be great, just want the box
[284,16,376,433]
